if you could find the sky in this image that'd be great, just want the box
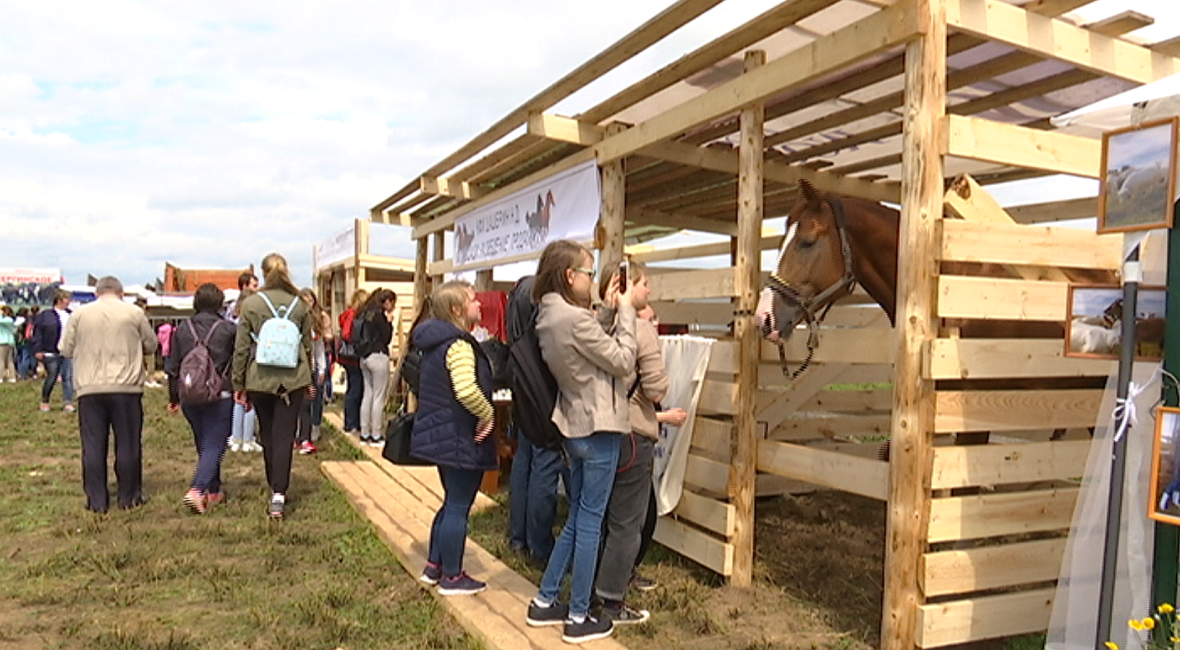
[2,0,1179,289]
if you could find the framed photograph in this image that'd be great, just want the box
[1150,407,1180,526]
[1098,117,1178,234]
[1064,284,1166,361]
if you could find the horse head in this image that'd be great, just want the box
[756,180,857,342]
[1102,298,1123,328]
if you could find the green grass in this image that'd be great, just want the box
[0,380,478,650]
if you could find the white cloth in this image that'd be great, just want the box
[652,335,713,515]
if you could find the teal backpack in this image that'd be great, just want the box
[253,293,302,369]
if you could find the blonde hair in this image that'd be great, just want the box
[260,253,299,295]
[349,289,369,311]
[431,280,475,330]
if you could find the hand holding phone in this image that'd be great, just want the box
[618,260,629,289]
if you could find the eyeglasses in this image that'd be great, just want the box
[572,267,597,279]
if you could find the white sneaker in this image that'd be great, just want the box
[230,441,241,453]
[247,441,264,453]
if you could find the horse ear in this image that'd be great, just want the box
[798,179,821,207]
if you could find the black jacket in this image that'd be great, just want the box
[32,308,67,355]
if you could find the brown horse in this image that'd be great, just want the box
[756,181,1106,449]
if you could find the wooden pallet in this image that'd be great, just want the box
[323,459,631,650]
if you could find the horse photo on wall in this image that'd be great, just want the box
[1098,117,1178,234]
[1064,284,1165,361]
[1151,407,1180,526]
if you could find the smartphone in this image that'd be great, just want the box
[618,260,629,290]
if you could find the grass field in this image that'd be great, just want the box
[0,380,478,650]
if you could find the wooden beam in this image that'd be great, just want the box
[1083,11,1153,37]
[927,338,1116,380]
[1020,0,1094,15]
[672,490,737,537]
[647,268,737,302]
[642,139,900,203]
[936,276,1066,321]
[933,390,1103,434]
[917,588,1055,647]
[416,0,726,182]
[922,538,1067,597]
[946,0,1179,85]
[629,234,782,264]
[594,0,923,165]
[526,113,605,146]
[599,123,627,273]
[938,219,1121,269]
[652,517,734,576]
[884,0,945,646]
[728,49,764,589]
[431,231,445,287]
[757,440,889,501]
[413,237,428,321]
[628,205,736,236]
[1151,35,1180,58]
[931,439,1090,489]
[944,115,1100,178]
[1005,196,1096,224]
[419,175,490,201]
[579,0,842,123]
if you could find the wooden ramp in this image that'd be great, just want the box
[322,458,630,650]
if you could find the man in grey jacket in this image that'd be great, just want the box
[62,276,157,513]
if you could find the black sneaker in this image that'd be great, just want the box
[268,493,285,519]
[437,572,486,596]
[419,563,441,586]
[603,603,650,625]
[562,615,613,644]
[630,572,658,592]
[526,600,569,627]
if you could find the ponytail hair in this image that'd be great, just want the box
[260,253,299,295]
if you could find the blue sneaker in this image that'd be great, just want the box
[419,562,441,586]
[437,571,486,596]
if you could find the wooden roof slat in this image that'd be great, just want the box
[626,205,737,235]
[448,134,542,184]
[1150,35,1180,58]
[627,168,721,199]
[1006,196,1095,223]
[480,142,579,187]
[421,0,726,182]
[579,0,842,124]
[1020,0,1097,16]
[1083,11,1154,37]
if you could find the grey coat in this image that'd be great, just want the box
[536,293,637,439]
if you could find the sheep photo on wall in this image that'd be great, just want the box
[1065,284,1166,361]
[1098,116,1179,234]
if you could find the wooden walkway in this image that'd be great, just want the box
[321,415,630,650]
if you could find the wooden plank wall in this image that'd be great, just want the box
[913,219,1119,648]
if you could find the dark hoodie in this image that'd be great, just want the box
[408,319,496,471]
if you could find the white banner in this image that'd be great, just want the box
[453,159,600,268]
[653,335,714,516]
[314,224,356,269]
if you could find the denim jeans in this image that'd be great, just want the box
[230,401,256,444]
[537,432,620,618]
[509,430,569,562]
[16,345,34,380]
[182,397,232,493]
[41,355,74,404]
[343,363,363,432]
[595,434,654,602]
[428,465,484,577]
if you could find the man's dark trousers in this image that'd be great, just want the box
[79,393,144,512]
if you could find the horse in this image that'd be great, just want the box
[756,180,1109,452]
[1102,298,1166,357]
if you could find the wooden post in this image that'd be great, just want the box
[729,49,765,589]
[431,231,446,288]
[475,269,493,292]
[883,0,944,648]
[599,123,628,272]
[413,236,429,315]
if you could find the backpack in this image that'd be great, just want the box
[179,320,225,405]
[351,311,382,358]
[253,293,302,368]
[507,317,563,451]
[398,346,422,395]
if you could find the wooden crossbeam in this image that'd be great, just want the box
[1005,196,1096,224]
[943,115,1100,178]
[1083,11,1153,37]
[946,0,1179,84]
[526,113,604,146]
[627,205,737,235]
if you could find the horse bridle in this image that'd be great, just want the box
[764,196,858,378]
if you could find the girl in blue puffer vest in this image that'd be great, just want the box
[409,280,494,596]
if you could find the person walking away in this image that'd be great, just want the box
[0,306,17,382]
[228,287,261,453]
[525,240,636,644]
[294,287,330,454]
[223,272,259,323]
[337,289,368,436]
[411,281,495,595]
[34,290,75,412]
[506,276,568,567]
[61,276,156,512]
[14,307,32,380]
[232,253,313,519]
[166,283,236,514]
[357,288,396,446]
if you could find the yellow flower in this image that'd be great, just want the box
[1142,617,1156,630]
[1160,603,1176,614]
[1170,637,1180,644]
[1130,619,1144,631]
[1104,642,1119,650]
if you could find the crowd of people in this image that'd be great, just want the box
[14,240,684,644]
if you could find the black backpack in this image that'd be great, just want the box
[179,320,226,406]
[351,311,379,357]
[505,277,562,451]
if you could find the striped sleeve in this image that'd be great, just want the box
[445,339,494,423]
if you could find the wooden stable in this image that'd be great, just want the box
[369,0,1180,647]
